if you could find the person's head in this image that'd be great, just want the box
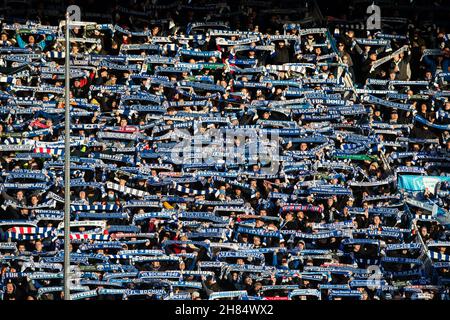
[1,33,8,41]
[152,26,160,36]
[389,70,397,80]
[255,219,265,228]
[300,142,308,151]
[285,212,294,221]
[347,197,354,207]
[444,46,450,58]
[420,103,428,113]
[327,197,334,207]
[107,190,115,200]
[420,226,428,236]
[109,74,117,84]
[342,55,349,65]
[6,282,15,294]
[390,111,398,121]
[373,215,381,226]
[30,195,39,206]
[369,162,379,172]
[35,240,43,252]
[16,191,24,201]
[18,244,26,253]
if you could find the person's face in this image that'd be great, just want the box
[300,143,308,151]
[17,191,24,200]
[421,227,428,236]
[253,237,261,246]
[6,283,14,294]
[31,196,38,205]
[35,241,43,251]
[444,102,450,111]
[1,34,7,41]
[444,47,450,58]
[374,216,381,225]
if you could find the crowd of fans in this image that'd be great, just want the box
[0,0,449,300]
